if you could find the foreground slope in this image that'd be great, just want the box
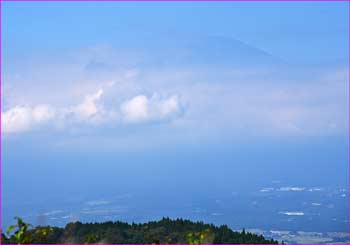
[2,217,278,244]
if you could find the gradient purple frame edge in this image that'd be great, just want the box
[0,0,349,245]
[1,0,3,243]
[0,0,349,2]
[348,0,350,243]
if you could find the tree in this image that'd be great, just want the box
[5,217,53,244]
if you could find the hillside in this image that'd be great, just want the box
[2,217,279,244]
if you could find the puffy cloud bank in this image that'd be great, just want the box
[2,42,347,138]
[121,94,182,123]
[2,105,56,133]
[70,89,104,119]
[1,88,184,134]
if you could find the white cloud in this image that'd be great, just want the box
[2,104,56,133]
[278,187,305,192]
[280,211,305,216]
[70,89,104,119]
[158,95,181,116]
[120,94,182,123]
[1,89,106,134]
[259,187,274,192]
[2,87,184,134]
[120,95,149,122]
[3,43,347,139]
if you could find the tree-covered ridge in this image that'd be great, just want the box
[2,217,279,244]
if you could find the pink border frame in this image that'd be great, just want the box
[0,0,349,244]
[0,0,348,2]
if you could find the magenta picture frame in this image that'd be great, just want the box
[0,0,349,244]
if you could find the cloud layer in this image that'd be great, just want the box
[2,40,348,139]
[2,105,56,133]
[70,89,104,119]
[2,87,183,134]
[121,94,182,123]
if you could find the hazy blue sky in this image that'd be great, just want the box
[2,2,349,219]
[3,2,348,64]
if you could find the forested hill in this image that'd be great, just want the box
[2,217,279,244]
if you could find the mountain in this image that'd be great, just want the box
[141,35,283,69]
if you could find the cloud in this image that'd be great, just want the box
[259,187,274,192]
[2,104,56,133]
[120,94,183,123]
[1,89,106,134]
[278,187,305,192]
[2,87,184,134]
[279,211,304,216]
[3,42,347,139]
[69,89,104,119]
[120,95,149,122]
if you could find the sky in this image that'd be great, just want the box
[1,1,349,224]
